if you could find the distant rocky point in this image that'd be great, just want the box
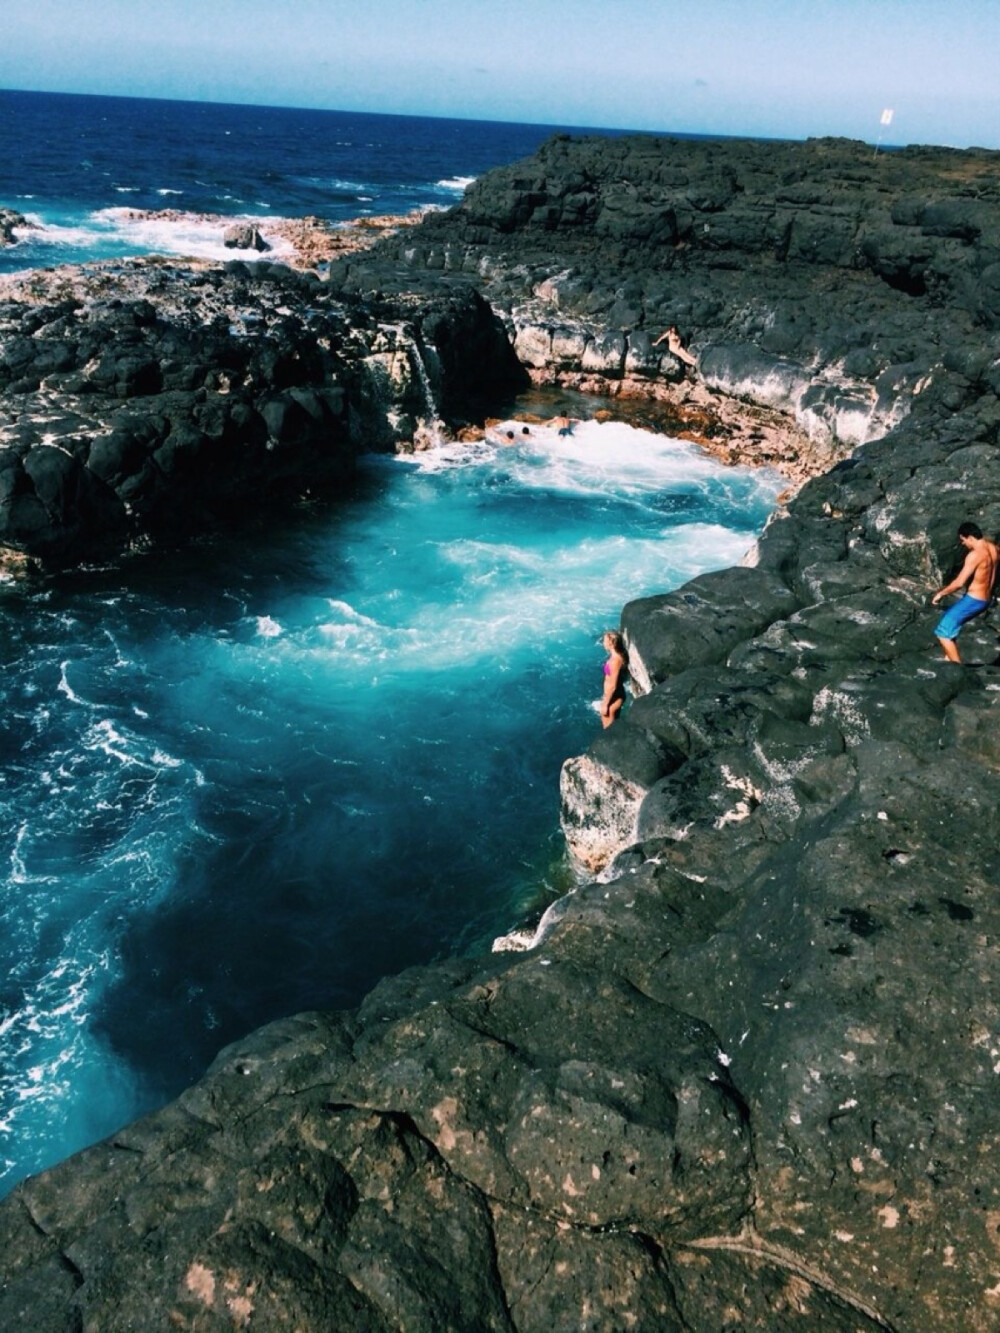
[0,208,29,247]
[2,134,1000,1332]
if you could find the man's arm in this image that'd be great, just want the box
[932,549,980,604]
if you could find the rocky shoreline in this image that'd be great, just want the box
[2,133,1000,1331]
[0,252,525,566]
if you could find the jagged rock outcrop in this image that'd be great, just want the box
[0,208,28,247]
[0,260,526,561]
[223,223,270,252]
[2,134,1000,1331]
[337,133,999,482]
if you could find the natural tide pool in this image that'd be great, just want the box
[0,419,780,1195]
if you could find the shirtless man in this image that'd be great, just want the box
[931,522,998,662]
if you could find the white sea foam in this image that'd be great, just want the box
[323,178,368,193]
[8,206,296,264]
[442,419,779,506]
[313,617,420,661]
[324,599,380,628]
[302,424,775,674]
[0,945,143,1186]
[256,615,283,639]
[436,175,476,191]
[151,749,183,768]
[0,799,183,1185]
[393,436,499,472]
[405,427,778,569]
[501,420,743,497]
[250,517,757,678]
[84,719,145,766]
[57,661,90,706]
[87,208,297,263]
[16,218,109,250]
[440,538,548,573]
[9,824,31,885]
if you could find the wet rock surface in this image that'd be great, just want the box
[2,134,1000,1330]
[342,132,1000,486]
[0,208,29,247]
[0,259,525,561]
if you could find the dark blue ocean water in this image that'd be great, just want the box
[0,89,631,271]
[0,92,779,1197]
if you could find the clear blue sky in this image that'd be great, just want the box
[4,0,999,148]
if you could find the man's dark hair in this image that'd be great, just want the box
[958,522,983,540]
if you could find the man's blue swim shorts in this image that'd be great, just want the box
[935,593,989,640]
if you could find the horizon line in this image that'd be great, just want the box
[0,84,920,152]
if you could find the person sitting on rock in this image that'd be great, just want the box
[653,325,697,368]
[931,521,998,663]
[599,631,629,728]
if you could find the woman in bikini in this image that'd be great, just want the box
[599,631,629,728]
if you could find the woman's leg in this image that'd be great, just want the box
[603,694,624,727]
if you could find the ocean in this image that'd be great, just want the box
[0,89,628,271]
[0,90,779,1196]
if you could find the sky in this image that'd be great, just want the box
[3,0,999,148]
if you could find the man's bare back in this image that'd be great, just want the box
[965,537,998,601]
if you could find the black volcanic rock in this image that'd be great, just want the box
[0,208,27,247]
[0,263,526,561]
[342,132,999,483]
[223,223,269,251]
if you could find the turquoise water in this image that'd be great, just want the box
[0,419,780,1195]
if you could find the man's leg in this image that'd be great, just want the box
[933,593,985,663]
[936,635,962,663]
